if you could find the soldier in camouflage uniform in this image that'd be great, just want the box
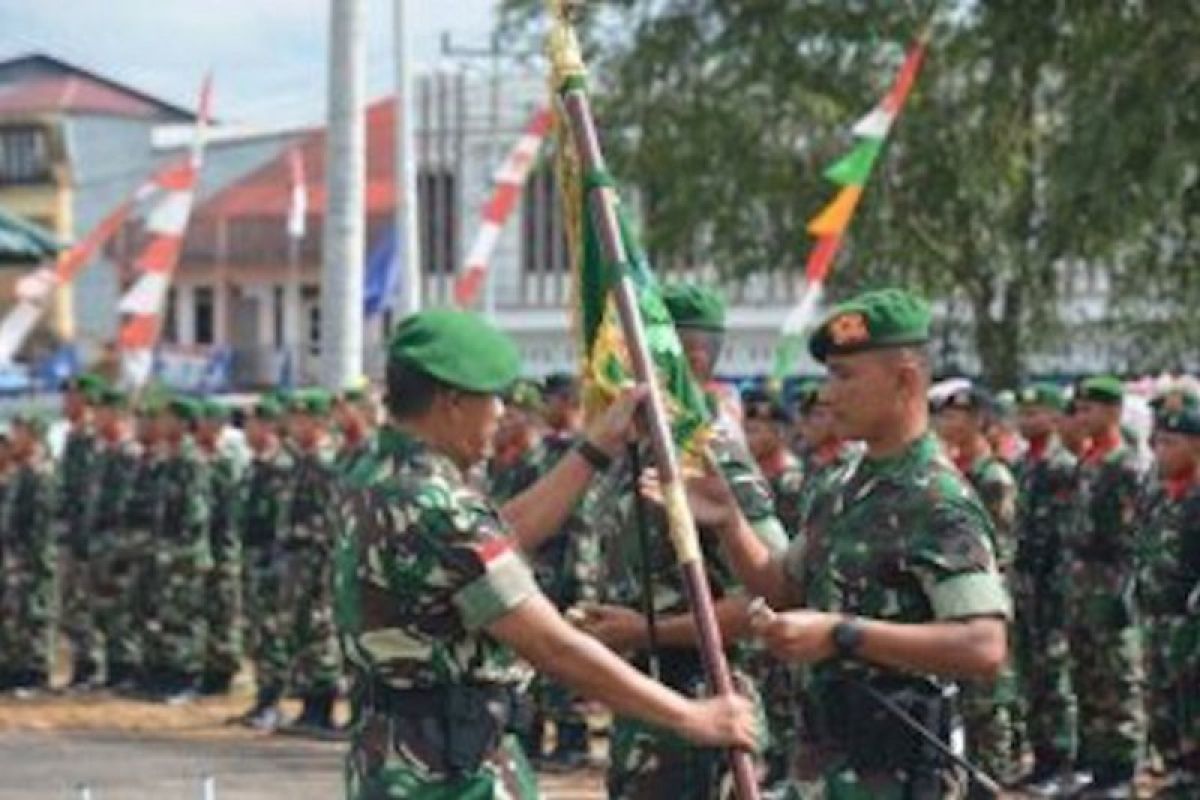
[703,289,1011,800]
[334,388,377,477]
[335,309,755,800]
[145,397,212,703]
[487,380,545,501]
[83,388,144,689]
[1137,409,1200,798]
[0,415,57,694]
[238,398,294,730]
[792,380,857,516]
[934,385,1020,791]
[581,284,786,800]
[196,400,244,694]
[280,389,342,734]
[522,373,596,769]
[741,386,805,783]
[1011,384,1081,792]
[1061,376,1147,798]
[59,373,106,687]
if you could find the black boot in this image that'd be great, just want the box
[240,684,284,731]
[68,658,99,690]
[285,687,340,739]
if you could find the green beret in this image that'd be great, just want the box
[200,399,230,422]
[340,388,367,404]
[68,373,108,403]
[808,288,931,363]
[137,393,167,418]
[1157,408,1200,437]
[168,396,203,423]
[289,388,333,416]
[253,397,285,421]
[1017,383,1066,412]
[96,387,129,410]
[662,284,727,332]
[505,379,544,413]
[388,309,520,394]
[1079,376,1124,405]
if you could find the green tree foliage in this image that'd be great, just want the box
[503,1,1200,383]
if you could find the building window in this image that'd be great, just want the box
[194,287,214,345]
[418,168,458,274]
[521,166,568,274]
[0,126,51,185]
[273,285,284,348]
[302,285,320,356]
[163,288,178,344]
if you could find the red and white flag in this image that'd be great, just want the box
[287,146,307,240]
[454,106,554,307]
[118,73,213,387]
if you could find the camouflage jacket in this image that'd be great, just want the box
[591,428,788,625]
[242,446,294,551]
[284,443,338,552]
[1137,480,1200,620]
[485,444,543,504]
[1069,440,1146,576]
[125,448,164,530]
[58,426,96,529]
[520,430,594,605]
[203,447,244,561]
[156,440,211,562]
[84,439,140,536]
[1013,436,1078,578]
[784,432,1010,686]
[336,426,538,689]
[964,453,1019,572]
[1,459,56,559]
[758,448,807,540]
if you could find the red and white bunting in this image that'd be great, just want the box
[118,73,212,387]
[287,146,307,240]
[454,106,554,307]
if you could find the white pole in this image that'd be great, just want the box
[323,0,367,389]
[394,0,422,317]
[75,784,93,800]
[199,774,216,800]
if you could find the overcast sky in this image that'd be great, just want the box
[0,0,505,126]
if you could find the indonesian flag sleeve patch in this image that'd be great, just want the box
[453,531,540,632]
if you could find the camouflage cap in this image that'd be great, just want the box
[808,288,931,363]
[662,283,727,332]
[1157,408,1200,437]
[388,309,521,394]
[1078,375,1124,405]
[1017,383,1067,412]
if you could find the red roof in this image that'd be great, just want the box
[0,55,194,119]
[196,97,399,218]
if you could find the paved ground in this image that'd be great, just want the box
[0,693,605,799]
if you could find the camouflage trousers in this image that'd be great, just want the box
[606,668,764,800]
[144,546,209,679]
[89,529,152,675]
[203,532,243,679]
[347,718,538,800]
[746,646,799,783]
[764,744,966,800]
[1146,615,1199,782]
[1066,569,1146,773]
[59,535,100,675]
[1012,572,1078,768]
[243,546,289,694]
[0,544,57,678]
[279,545,341,694]
[960,674,1014,787]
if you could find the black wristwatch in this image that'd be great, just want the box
[576,438,613,472]
[832,616,864,659]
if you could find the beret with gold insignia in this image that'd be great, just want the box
[808,288,931,363]
[388,309,521,394]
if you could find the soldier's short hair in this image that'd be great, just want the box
[386,359,446,420]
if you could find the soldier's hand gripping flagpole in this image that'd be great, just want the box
[545,3,761,798]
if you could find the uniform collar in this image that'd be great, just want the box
[758,446,797,479]
[1083,428,1122,465]
[378,426,463,481]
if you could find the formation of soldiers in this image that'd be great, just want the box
[0,283,1196,800]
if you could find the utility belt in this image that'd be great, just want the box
[804,673,960,784]
[362,681,523,777]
